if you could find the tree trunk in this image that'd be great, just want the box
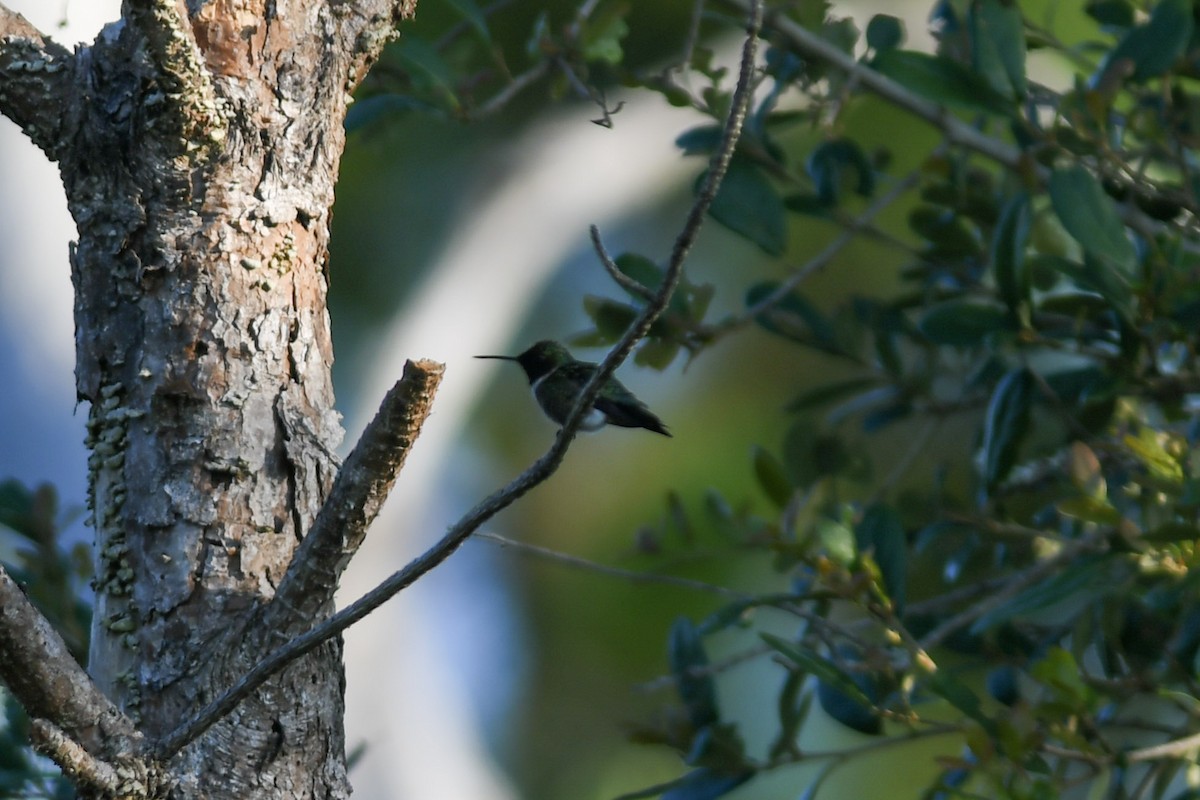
[0,0,415,795]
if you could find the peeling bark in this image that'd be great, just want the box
[1,0,416,796]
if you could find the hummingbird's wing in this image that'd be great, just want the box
[591,375,672,437]
[532,363,606,429]
[542,362,671,436]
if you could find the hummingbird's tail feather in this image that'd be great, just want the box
[595,397,672,436]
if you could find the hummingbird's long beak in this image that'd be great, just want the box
[474,354,517,361]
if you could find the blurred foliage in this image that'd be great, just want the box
[0,480,90,798]
[363,0,1200,797]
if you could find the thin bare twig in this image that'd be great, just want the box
[705,166,921,339]
[152,0,766,760]
[917,533,1106,652]
[470,61,551,119]
[1127,730,1200,763]
[477,530,747,598]
[590,225,656,302]
[635,641,774,694]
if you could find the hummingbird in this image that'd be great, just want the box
[475,340,671,436]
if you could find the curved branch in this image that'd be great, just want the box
[0,5,73,157]
[0,565,143,760]
[152,0,766,761]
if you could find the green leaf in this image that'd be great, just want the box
[752,446,793,508]
[753,290,833,345]
[815,519,857,566]
[344,94,438,132]
[770,670,810,759]
[865,14,904,52]
[870,49,1014,116]
[675,125,723,156]
[986,665,1021,706]
[928,670,992,728]
[1124,428,1184,485]
[669,618,719,729]
[444,0,492,44]
[580,2,630,65]
[582,295,637,340]
[1086,1,1135,28]
[908,205,980,256]
[684,724,747,771]
[1144,522,1200,543]
[970,555,1113,633]
[969,0,1027,98]
[980,368,1033,488]
[0,479,34,538]
[806,139,875,205]
[918,300,1014,346]
[785,376,881,413]
[760,635,874,710]
[393,37,460,111]
[1048,166,1136,278]
[745,283,837,350]
[613,253,666,302]
[814,645,882,735]
[1057,495,1121,525]
[657,767,754,800]
[634,337,681,370]
[856,504,907,613]
[992,192,1031,314]
[611,253,696,322]
[1031,646,1092,706]
[1101,0,1194,82]
[706,158,787,256]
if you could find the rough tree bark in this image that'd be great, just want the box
[0,0,762,793]
[0,0,420,796]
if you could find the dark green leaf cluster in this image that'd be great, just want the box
[356,1,1200,797]
[347,0,638,128]
[0,480,91,798]
[591,1,1200,798]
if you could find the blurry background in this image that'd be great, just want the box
[0,1,1083,798]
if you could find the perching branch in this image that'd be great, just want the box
[153,0,765,760]
[264,358,444,633]
[0,565,143,761]
[0,6,73,157]
[477,531,748,598]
